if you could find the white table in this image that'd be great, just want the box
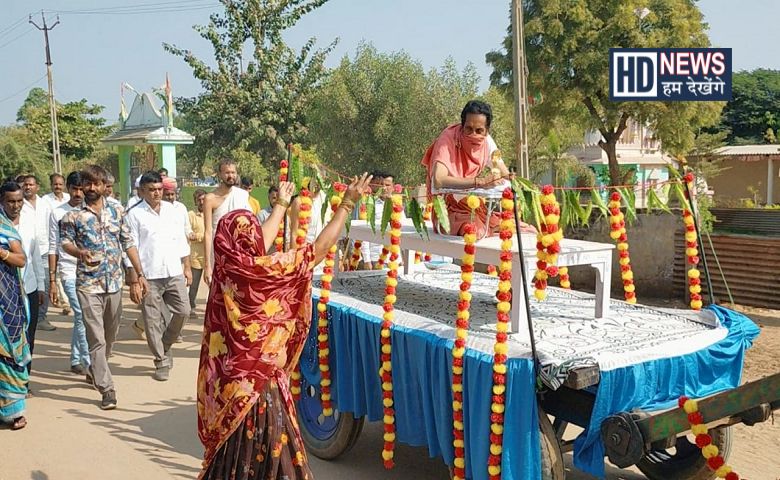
[341,220,614,342]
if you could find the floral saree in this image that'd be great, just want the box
[198,210,315,480]
[0,213,30,422]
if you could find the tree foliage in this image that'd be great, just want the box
[486,0,723,185]
[306,43,479,185]
[165,0,336,179]
[0,126,50,184]
[718,69,780,144]
[17,87,110,161]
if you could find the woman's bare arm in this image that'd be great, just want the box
[1,240,26,268]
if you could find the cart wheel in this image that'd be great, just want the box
[539,410,566,480]
[296,373,364,460]
[637,426,732,480]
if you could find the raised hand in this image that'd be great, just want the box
[278,181,295,204]
[345,173,373,203]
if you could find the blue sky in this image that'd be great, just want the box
[0,0,778,125]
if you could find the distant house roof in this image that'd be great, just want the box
[713,145,780,156]
[102,91,194,146]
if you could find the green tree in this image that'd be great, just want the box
[0,126,50,183]
[486,1,723,185]
[306,43,479,185]
[17,87,111,161]
[719,69,780,144]
[165,0,336,177]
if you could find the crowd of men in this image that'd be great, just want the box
[0,160,394,414]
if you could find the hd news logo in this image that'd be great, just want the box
[609,48,732,101]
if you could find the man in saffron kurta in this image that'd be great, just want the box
[197,173,372,480]
[422,100,535,237]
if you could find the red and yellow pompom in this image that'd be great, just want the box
[376,246,389,270]
[289,188,313,400]
[558,267,571,289]
[678,396,740,480]
[275,159,290,252]
[534,185,563,301]
[451,196,479,480]
[316,185,345,416]
[349,241,362,270]
[487,188,515,480]
[414,251,422,264]
[608,191,637,304]
[681,173,703,310]
[379,187,403,469]
[487,264,498,277]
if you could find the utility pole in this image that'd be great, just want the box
[511,0,530,179]
[30,11,62,174]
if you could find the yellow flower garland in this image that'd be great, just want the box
[316,183,347,416]
[379,186,403,469]
[275,159,289,252]
[608,191,637,303]
[290,188,312,401]
[678,396,740,479]
[451,195,479,480]
[558,267,571,289]
[533,185,563,301]
[349,240,362,270]
[487,188,515,479]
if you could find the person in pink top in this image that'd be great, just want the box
[422,100,535,237]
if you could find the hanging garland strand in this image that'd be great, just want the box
[487,188,515,480]
[289,188,313,401]
[316,183,347,416]
[379,185,403,469]
[678,396,740,479]
[681,172,704,310]
[558,267,571,289]
[608,191,637,303]
[349,241,363,270]
[533,185,563,301]
[451,195,480,480]
[376,246,389,270]
[275,159,289,252]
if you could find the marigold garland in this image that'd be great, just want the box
[678,396,740,480]
[376,246,389,270]
[349,241,363,270]
[275,159,289,252]
[608,191,637,304]
[316,182,347,417]
[487,188,515,480]
[379,185,403,469]
[290,188,313,401]
[558,267,571,289]
[487,264,498,277]
[414,251,422,264]
[533,185,563,301]
[682,172,703,310]
[424,252,432,262]
[450,195,480,480]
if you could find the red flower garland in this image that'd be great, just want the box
[682,172,703,310]
[376,246,389,270]
[533,185,563,301]
[275,159,289,252]
[379,185,403,469]
[678,396,740,479]
[558,267,571,289]
[349,240,362,270]
[487,188,515,480]
[608,191,637,303]
[316,183,347,417]
[290,188,312,401]
[451,195,479,480]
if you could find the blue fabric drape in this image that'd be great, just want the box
[573,305,760,477]
[301,296,542,480]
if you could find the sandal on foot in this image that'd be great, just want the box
[11,416,27,430]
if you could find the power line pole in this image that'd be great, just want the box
[511,0,530,179]
[29,11,62,174]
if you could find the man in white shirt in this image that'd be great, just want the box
[125,171,192,381]
[21,175,55,332]
[1,182,45,380]
[104,172,122,207]
[48,171,91,376]
[42,173,70,210]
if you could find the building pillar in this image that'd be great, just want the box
[117,145,133,204]
[768,157,775,205]
[159,143,178,178]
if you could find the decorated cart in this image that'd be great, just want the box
[278,147,779,480]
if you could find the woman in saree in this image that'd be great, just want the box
[421,100,535,236]
[198,173,372,479]
[0,208,30,430]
